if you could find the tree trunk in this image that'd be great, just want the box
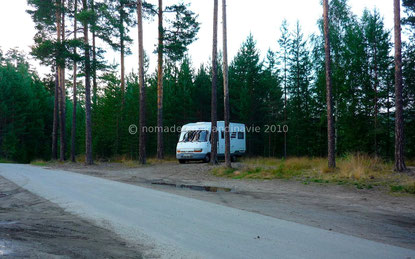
[120,22,125,105]
[116,11,125,155]
[210,0,218,165]
[52,67,59,160]
[92,34,97,106]
[137,0,146,164]
[157,0,164,160]
[387,83,391,157]
[283,41,287,159]
[61,1,66,161]
[71,0,78,163]
[323,0,336,168]
[83,0,93,165]
[222,0,231,168]
[56,0,66,162]
[374,42,378,156]
[92,0,97,107]
[394,0,406,172]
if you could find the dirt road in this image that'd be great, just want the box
[0,175,151,258]
[50,161,415,250]
[0,163,414,258]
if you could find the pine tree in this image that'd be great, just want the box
[157,0,164,160]
[28,0,75,161]
[288,21,312,156]
[394,0,406,171]
[156,2,200,159]
[362,9,392,156]
[210,0,218,164]
[278,19,291,158]
[137,0,146,164]
[222,0,231,167]
[323,0,336,168]
[81,0,93,165]
[71,0,78,162]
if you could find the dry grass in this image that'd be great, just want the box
[74,154,86,164]
[30,159,49,166]
[213,154,415,194]
[105,155,141,168]
[105,155,177,167]
[147,156,177,165]
[406,159,415,167]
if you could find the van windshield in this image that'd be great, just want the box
[180,130,208,142]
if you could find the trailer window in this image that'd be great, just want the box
[238,132,244,139]
[221,131,224,139]
[231,132,236,139]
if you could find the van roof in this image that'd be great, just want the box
[181,122,245,131]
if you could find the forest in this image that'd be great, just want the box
[0,0,414,171]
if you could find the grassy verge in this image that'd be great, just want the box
[108,155,177,167]
[0,158,13,163]
[212,154,415,195]
[30,159,50,166]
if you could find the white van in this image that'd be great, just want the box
[176,121,246,163]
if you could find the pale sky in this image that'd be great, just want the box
[0,0,399,78]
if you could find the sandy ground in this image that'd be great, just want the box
[47,161,415,250]
[0,175,152,258]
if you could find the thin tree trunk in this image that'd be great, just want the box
[83,0,93,165]
[92,0,97,107]
[323,0,336,168]
[71,0,78,163]
[137,0,146,164]
[394,0,406,172]
[374,43,378,156]
[115,12,125,155]
[61,1,66,161]
[210,0,218,165]
[92,33,97,106]
[387,84,391,157]
[56,0,66,162]
[222,0,231,168]
[120,20,125,105]
[283,44,287,159]
[52,67,59,160]
[157,0,164,160]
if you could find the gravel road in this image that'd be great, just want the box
[0,163,414,258]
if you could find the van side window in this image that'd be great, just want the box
[238,132,244,139]
[231,132,236,139]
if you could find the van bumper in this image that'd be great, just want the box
[176,153,206,160]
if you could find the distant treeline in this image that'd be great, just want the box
[0,0,414,163]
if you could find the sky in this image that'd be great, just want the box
[0,0,398,78]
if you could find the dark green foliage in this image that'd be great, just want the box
[403,0,415,30]
[2,0,414,162]
[0,53,52,162]
[163,4,200,62]
[229,35,283,156]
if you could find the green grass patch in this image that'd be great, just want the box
[0,158,13,163]
[390,183,415,194]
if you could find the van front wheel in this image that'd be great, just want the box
[203,154,211,163]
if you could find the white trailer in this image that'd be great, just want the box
[176,121,246,163]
